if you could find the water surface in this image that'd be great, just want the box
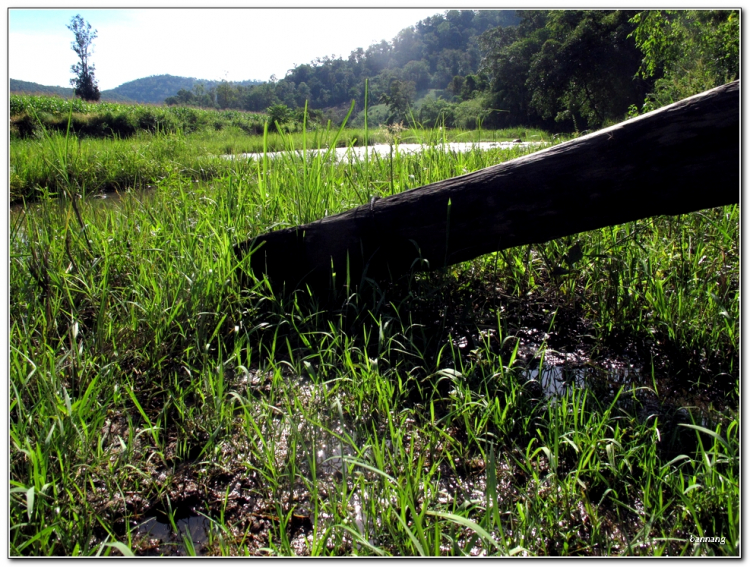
[227,141,546,162]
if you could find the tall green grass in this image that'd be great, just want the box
[11,93,553,203]
[10,109,738,556]
[10,125,545,205]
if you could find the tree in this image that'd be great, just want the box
[479,20,546,126]
[418,96,455,128]
[629,10,739,111]
[526,11,647,130]
[164,88,195,106]
[67,15,100,101]
[479,10,650,130]
[402,59,431,91]
[266,104,293,132]
[379,79,416,124]
[215,80,238,109]
[241,83,279,111]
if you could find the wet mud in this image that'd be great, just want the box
[88,266,736,556]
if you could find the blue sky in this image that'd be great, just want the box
[9,7,449,90]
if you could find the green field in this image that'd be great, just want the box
[10,96,739,556]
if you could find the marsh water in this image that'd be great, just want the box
[226,140,546,162]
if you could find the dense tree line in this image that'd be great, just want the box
[163,9,739,132]
[477,10,650,130]
[477,9,738,131]
[165,10,519,113]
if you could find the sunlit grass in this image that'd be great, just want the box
[9,105,739,556]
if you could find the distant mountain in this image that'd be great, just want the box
[10,79,136,102]
[106,75,262,104]
[11,75,263,104]
[11,79,75,98]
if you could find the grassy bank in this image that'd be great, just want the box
[10,103,739,556]
[10,126,550,204]
[10,94,268,139]
[10,94,551,204]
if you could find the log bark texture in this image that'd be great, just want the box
[235,80,739,291]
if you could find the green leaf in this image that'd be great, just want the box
[101,541,135,557]
[678,423,731,450]
[426,510,501,551]
[394,511,425,556]
[337,525,387,556]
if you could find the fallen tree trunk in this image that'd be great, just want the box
[235,80,739,291]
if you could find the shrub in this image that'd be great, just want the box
[453,97,492,129]
[417,97,456,128]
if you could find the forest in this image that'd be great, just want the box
[164,10,738,132]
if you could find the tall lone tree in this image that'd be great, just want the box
[67,14,100,101]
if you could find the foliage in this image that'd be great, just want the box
[10,79,76,99]
[478,16,547,128]
[477,9,738,130]
[10,94,268,143]
[164,10,518,115]
[629,10,739,111]
[447,73,487,101]
[453,97,492,129]
[10,75,265,105]
[112,74,262,104]
[479,10,650,130]
[379,79,416,124]
[67,15,100,102]
[165,82,217,109]
[11,94,96,116]
[265,104,294,132]
[526,11,648,129]
[11,79,134,103]
[417,96,455,128]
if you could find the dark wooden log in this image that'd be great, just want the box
[235,80,739,291]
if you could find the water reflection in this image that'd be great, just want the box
[528,365,586,398]
[526,362,638,399]
[136,515,209,556]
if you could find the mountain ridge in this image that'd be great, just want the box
[10,74,263,104]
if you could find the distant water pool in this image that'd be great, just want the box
[225,141,547,162]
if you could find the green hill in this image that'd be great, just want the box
[11,78,132,102]
[106,75,262,104]
[10,75,263,104]
[223,10,522,112]
[10,79,75,98]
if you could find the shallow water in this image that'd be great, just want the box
[136,515,210,556]
[226,141,546,162]
[529,364,636,399]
